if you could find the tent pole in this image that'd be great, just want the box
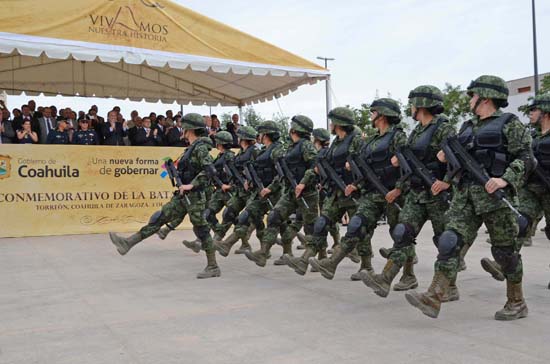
[180,103,183,116]
[238,104,243,124]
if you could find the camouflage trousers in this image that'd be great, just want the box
[310,189,357,250]
[233,189,281,240]
[518,185,550,243]
[320,192,341,246]
[262,188,319,247]
[341,191,401,257]
[139,191,214,253]
[388,190,448,266]
[158,186,214,233]
[212,187,250,238]
[436,187,522,284]
[204,189,232,229]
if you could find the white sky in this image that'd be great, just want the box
[7,0,550,128]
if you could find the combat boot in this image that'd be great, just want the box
[441,281,460,302]
[284,246,316,276]
[182,238,201,253]
[480,258,505,281]
[347,248,361,264]
[393,257,418,291]
[360,259,402,298]
[310,248,327,272]
[214,232,240,257]
[309,247,346,279]
[157,226,172,240]
[494,280,528,320]
[109,232,142,255]
[244,242,272,267]
[327,230,341,254]
[458,244,470,271]
[350,255,374,281]
[212,232,224,244]
[274,241,293,265]
[235,225,254,254]
[197,250,221,279]
[296,232,307,250]
[404,271,451,318]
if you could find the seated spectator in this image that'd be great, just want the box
[0,104,15,144]
[17,120,38,144]
[101,110,128,146]
[134,117,161,146]
[166,116,188,147]
[73,119,99,145]
[47,120,70,144]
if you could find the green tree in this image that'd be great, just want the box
[541,74,550,94]
[242,106,264,129]
[220,112,232,126]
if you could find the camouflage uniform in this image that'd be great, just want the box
[260,116,318,265]
[109,113,221,279]
[362,86,455,297]
[406,75,534,321]
[309,99,407,281]
[284,107,362,275]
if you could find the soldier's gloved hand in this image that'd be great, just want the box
[385,188,401,204]
[179,184,194,194]
[437,150,447,163]
[260,188,271,198]
[344,184,357,197]
[391,155,399,167]
[295,183,305,198]
[431,180,450,196]
[485,178,508,194]
[222,184,232,192]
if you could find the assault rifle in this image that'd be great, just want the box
[276,159,310,209]
[347,155,401,210]
[441,136,529,234]
[224,161,246,189]
[206,164,233,198]
[395,146,451,203]
[164,158,190,204]
[244,163,274,209]
[317,156,358,203]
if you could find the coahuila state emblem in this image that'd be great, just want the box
[0,155,11,179]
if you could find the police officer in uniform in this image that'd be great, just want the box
[109,113,221,279]
[72,119,99,145]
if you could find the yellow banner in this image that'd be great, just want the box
[0,145,194,238]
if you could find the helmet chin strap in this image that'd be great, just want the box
[371,114,381,128]
[472,98,483,117]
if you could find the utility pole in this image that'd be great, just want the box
[317,56,335,130]
[532,0,539,94]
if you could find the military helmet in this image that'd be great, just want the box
[181,113,206,130]
[257,120,280,135]
[290,115,314,134]
[237,125,258,141]
[312,128,330,142]
[408,85,444,108]
[370,98,402,118]
[328,107,355,126]
[527,92,550,113]
[467,75,509,106]
[214,131,234,145]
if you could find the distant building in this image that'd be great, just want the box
[504,72,550,123]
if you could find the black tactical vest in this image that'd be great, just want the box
[213,151,232,184]
[255,142,279,186]
[178,140,205,184]
[234,145,256,172]
[330,131,356,185]
[360,128,400,190]
[461,113,514,178]
[409,117,447,183]
[285,139,308,182]
[531,132,550,184]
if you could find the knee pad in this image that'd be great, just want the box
[491,246,520,275]
[148,210,164,225]
[193,225,210,241]
[517,215,531,238]
[437,230,461,261]
[545,225,550,241]
[347,214,367,239]
[267,210,284,227]
[222,207,237,224]
[203,209,218,226]
[237,209,251,226]
[304,223,314,235]
[391,223,416,249]
[313,215,331,236]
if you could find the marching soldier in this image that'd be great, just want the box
[109,113,221,279]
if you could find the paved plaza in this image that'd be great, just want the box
[1,224,549,364]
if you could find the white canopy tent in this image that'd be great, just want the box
[0,0,329,107]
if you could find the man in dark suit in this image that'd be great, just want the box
[12,104,37,132]
[37,107,56,144]
[0,104,15,144]
[128,117,143,146]
[165,116,188,147]
[133,117,161,146]
[101,110,128,146]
